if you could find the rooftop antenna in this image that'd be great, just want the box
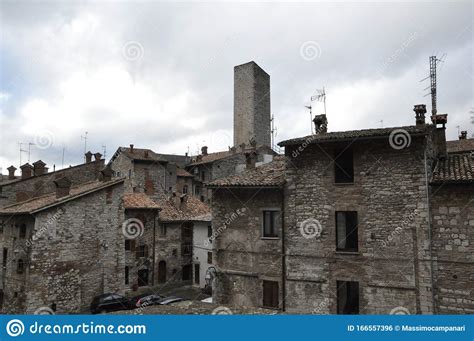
[305,104,313,134]
[80,131,88,162]
[18,142,27,166]
[379,120,384,128]
[421,54,446,115]
[61,147,65,168]
[270,114,278,150]
[312,87,327,116]
[27,142,35,163]
[102,144,107,160]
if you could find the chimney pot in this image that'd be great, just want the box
[20,163,33,179]
[201,146,208,156]
[313,114,328,134]
[414,104,427,126]
[245,151,257,170]
[85,151,93,163]
[144,150,149,158]
[54,177,72,198]
[459,131,467,140]
[7,165,17,180]
[94,152,102,161]
[130,144,134,153]
[33,160,46,176]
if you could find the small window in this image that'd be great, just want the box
[128,169,132,178]
[334,148,354,183]
[183,185,188,194]
[207,225,212,238]
[17,259,24,274]
[263,210,280,238]
[336,211,358,252]
[337,281,359,314]
[19,224,26,239]
[136,245,148,258]
[263,280,279,309]
[194,264,200,285]
[160,224,167,236]
[182,243,192,256]
[125,266,129,285]
[201,171,205,181]
[125,240,135,251]
[2,248,7,267]
[195,186,200,195]
[207,252,212,264]
[182,264,192,281]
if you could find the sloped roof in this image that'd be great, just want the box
[446,139,474,154]
[207,156,286,188]
[432,153,474,184]
[188,150,235,166]
[176,168,193,177]
[122,193,161,210]
[156,194,211,222]
[0,178,125,215]
[113,147,168,163]
[278,125,432,146]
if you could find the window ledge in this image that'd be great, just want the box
[335,251,360,256]
[334,182,354,186]
[261,237,280,240]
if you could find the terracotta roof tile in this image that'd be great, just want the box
[0,178,125,214]
[176,168,193,177]
[446,139,474,154]
[278,125,432,146]
[156,194,211,222]
[207,156,286,188]
[120,147,167,163]
[122,193,161,209]
[432,153,474,183]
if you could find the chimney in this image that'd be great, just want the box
[459,131,467,140]
[85,151,93,163]
[431,113,448,158]
[313,114,328,134]
[414,104,426,126]
[234,61,271,148]
[54,177,72,198]
[245,151,257,170]
[94,152,102,161]
[130,144,134,153]
[20,163,33,179]
[201,146,208,156]
[100,166,113,182]
[33,160,46,176]
[7,166,16,180]
[144,150,149,158]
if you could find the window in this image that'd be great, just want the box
[195,186,200,195]
[2,248,7,267]
[125,266,129,285]
[17,259,24,274]
[160,224,167,236]
[337,281,359,314]
[136,245,148,258]
[125,240,135,251]
[207,225,212,238]
[183,185,188,194]
[336,211,358,252]
[128,169,132,178]
[194,264,200,285]
[182,243,192,256]
[19,224,26,239]
[201,171,206,181]
[182,264,192,281]
[334,148,354,183]
[207,252,212,264]
[263,280,279,309]
[263,210,280,238]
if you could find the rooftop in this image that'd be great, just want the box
[432,153,474,184]
[278,125,432,146]
[0,178,125,215]
[176,168,194,177]
[207,156,286,188]
[157,194,211,222]
[446,139,474,154]
[122,193,161,210]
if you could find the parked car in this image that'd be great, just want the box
[135,294,164,308]
[129,293,154,309]
[201,297,213,303]
[156,296,186,305]
[90,293,132,314]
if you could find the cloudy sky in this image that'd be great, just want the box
[0,1,472,172]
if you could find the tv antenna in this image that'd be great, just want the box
[81,132,88,162]
[421,55,446,115]
[102,144,107,160]
[271,114,278,150]
[18,142,28,166]
[27,142,35,163]
[306,87,327,134]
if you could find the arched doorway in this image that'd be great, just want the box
[158,261,166,283]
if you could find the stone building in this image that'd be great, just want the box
[0,154,104,208]
[209,104,473,314]
[0,175,126,314]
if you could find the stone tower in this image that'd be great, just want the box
[233,61,271,148]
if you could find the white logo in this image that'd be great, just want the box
[34,130,54,149]
[6,319,25,337]
[122,41,144,61]
[212,306,233,315]
[389,129,411,150]
[390,306,410,315]
[122,218,144,239]
[300,41,322,61]
[34,306,55,315]
[299,218,323,239]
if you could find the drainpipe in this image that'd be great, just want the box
[424,139,437,314]
[281,188,286,312]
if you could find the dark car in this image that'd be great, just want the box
[156,296,186,305]
[135,294,164,308]
[90,293,132,314]
[129,293,154,309]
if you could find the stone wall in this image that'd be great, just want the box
[284,136,434,314]
[430,184,474,314]
[0,160,104,208]
[212,188,283,309]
